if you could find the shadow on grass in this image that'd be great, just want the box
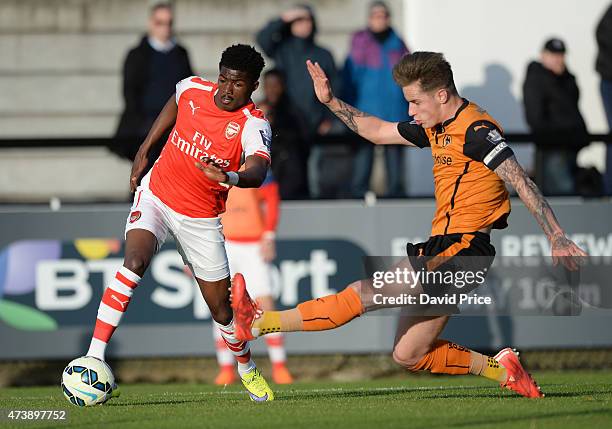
[415,387,611,400]
[275,385,499,401]
[106,397,246,407]
[542,390,610,398]
[437,408,612,429]
[103,382,611,406]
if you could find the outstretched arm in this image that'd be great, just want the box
[494,156,587,269]
[306,60,413,146]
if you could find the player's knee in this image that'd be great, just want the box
[392,346,426,372]
[123,254,150,278]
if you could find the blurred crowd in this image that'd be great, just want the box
[111,1,612,200]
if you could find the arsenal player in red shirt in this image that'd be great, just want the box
[83,44,275,401]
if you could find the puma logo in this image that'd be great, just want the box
[111,294,129,310]
[189,100,200,115]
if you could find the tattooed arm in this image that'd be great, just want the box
[306,60,415,146]
[494,156,587,269]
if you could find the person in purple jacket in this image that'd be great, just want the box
[343,1,410,198]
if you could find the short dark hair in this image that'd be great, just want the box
[219,44,265,83]
[369,1,390,16]
[392,52,457,94]
[150,2,172,16]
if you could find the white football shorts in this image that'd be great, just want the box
[124,172,229,282]
[225,240,273,299]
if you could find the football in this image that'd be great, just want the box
[61,356,115,406]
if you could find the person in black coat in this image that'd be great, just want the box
[256,5,339,198]
[256,5,337,139]
[523,38,588,196]
[258,69,310,200]
[113,2,193,165]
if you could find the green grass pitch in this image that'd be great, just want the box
[1,370,611,428]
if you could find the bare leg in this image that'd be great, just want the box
[87,229,157,360]
[123,229,157,276]
[195,276,232,326]
[391,315,450,370]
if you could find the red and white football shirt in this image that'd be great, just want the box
[149,76,271,218]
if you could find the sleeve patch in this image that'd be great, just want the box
[485,129,504,144]
[259,129,272,152]
[241,117,272,162]
[464,120,514,170]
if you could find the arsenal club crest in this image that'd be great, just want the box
[225,122,241,139]
[129,211,141,223]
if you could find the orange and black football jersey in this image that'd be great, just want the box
[398,99,513,236]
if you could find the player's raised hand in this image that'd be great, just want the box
[281,7,310,23]
[306,60,334,104]
[195,157,229,184]
[551,234,588,271]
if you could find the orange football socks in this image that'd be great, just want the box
[298,287,364,331]
[253,287,364,336]
[409,340,507,381]
[411,340,471,374]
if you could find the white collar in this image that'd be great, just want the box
[148,36,176,53]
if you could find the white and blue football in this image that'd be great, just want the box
[61,356,115,406]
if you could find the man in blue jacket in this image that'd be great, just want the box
[343,1,409,198]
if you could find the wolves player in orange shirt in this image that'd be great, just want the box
[83,44,274,401]
[213,172,293,385]
[232,52,588,398]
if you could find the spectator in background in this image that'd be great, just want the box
[113,2,193,167]
[596,3,612,195]
[256,4,338,197]
[523,38,588,196]
[258,69,309,199]
[343,1,409,198]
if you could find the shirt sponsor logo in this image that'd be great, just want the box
[170,130,231,168]
[433,154,453,166]
[225,122,241,139]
